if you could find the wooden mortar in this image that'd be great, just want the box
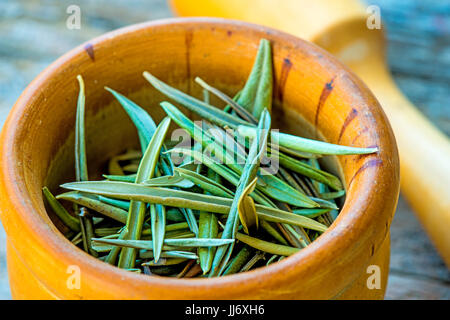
[0,18,399,299]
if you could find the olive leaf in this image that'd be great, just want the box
[105,87,156,152]
[222,246,253,276]
[237,177,259,234]
[236,39,273,118]
[97,196,130,211]
[174,167,234,199]
[75,75,88,182]
[42,187,80,232]
[237,125,379,155]
[210,109,271,276]
[93,237,234,250]
[57,191,128,224]
[150,204,166,263]
[194,77,257,124]
[198,169,220,274]
[161,102,318,208]
[143,71,248,129]
[103,174,136,183]
[60,181,328,232]
[118,117,171,269]
[142,175,195,188]
[236,232,300,256]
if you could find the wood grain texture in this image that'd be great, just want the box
[0,0,448,299]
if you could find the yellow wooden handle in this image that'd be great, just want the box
[170,0,450,266]
[369,68,450,265]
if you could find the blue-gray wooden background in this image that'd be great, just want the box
[0,0,448,299]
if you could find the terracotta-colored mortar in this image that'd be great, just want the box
[0,18,399,299]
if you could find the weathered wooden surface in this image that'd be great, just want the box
[0,0,448,300]
[371,0,450,299]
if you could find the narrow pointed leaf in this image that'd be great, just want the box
[159,102,318,208]
[98,196,130,210]
[93,237,233,249]
[174,167,234,199]
[292,208,332,218]
[42,187,80,232]
[144,72,248,129]
[151,204,166,263]
[75,75,88,182]
[142,175,194,188]
[240,251,266,272]
[211,109,271,276]
[222,246,253,276]
[198,210,218,274]
[278,153,343,191]
[142,222,189,236]
[57,191,128,224]
[195,77,257,124]
[237,125,379,155]
[119,117,171,269]
[237,178,259,234]
[142,251,198,260]
[236,39,273,118]
[164,238,234,247]
[103,174,136,183]
[170,147,317,208]
[236,232,300,256]
[61,181,328,232]
[320,190,346,200]
[105,87,156,151]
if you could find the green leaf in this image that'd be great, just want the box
[194,77,257,124]
[237,178,259,234]
[143,72,248,129]
[222,246,253,276]
[320,190,346,200]
[237,125,379,155]
[93,237,233,249]
[171,151,318,209]
[142,175,195,188]
[75,75,88,182]
[42,187,80,232]
[98,196,130,211]
[142,222,190,236]
[236,232,300,256]
[292,208,332,218]
[108,156,124,175]
[61,181,328,233]
[103,174,136,183]
[198,169,221,274]
[151,204,166,263]
[105,87,156,152]
[198,212,218,274]
[236,39,273,118]
[259,220,289,245]
[179,207,199,237]
[266,254,279,266]
[119,117,171,269]
[240,251,266,272]
[161,102,318,208]
[169,148,240,188]
[278,153,343,191]
[165,238,234,247]
[210,109,271,276]
[174,167,234,199]
[57,191,128,224]
[141,251,197,261]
